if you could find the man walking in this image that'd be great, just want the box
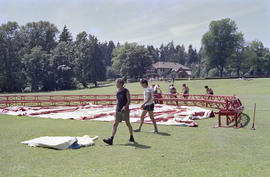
[134,79,158,133]
[103,78,135,145]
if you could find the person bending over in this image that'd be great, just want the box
[204,85,214,95]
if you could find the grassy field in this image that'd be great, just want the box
[1,78,270,177]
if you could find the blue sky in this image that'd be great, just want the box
[0,0,269,49]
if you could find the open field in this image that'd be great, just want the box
[1,78,270,177]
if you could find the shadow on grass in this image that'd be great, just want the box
[157,132,171,136]
[143,131,171,136]
[118,142,151,149]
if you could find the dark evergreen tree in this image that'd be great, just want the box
[186,45,199,65]
[101,40,115,66]
[59,25,73,43]
[147,45,159,63]
[88,35,106,86]
[0,22,25,92]
[175,45,186,65]
[73,32,106,87]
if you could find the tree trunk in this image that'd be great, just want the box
[82,82,88,88]
[237,67,240,77]
[220,66,224,77]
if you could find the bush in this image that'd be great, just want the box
[208,68,219,77]
[22,87,32,93]
[127,78,138,83]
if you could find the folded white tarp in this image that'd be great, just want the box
[21,135,98,150]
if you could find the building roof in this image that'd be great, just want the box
[152,62,190,71]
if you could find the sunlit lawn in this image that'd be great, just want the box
[1,78,270,177]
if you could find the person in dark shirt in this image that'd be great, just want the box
[182,84,189,94]
[169,84,178,105]
[182,83,189,100]
[103,78,135,145]
[204,85,214,95]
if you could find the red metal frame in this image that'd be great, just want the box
[0,94,244,128]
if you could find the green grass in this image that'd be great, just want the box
[1,78,270,177]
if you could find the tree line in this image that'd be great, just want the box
[0,18,269,92]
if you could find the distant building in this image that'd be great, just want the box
[145,62,191,79]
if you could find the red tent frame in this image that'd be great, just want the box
[0,94,244,128]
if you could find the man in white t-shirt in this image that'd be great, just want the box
[134,79,158,133]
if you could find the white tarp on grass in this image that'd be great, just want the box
[21,135,98,150]
[0,104,214,127]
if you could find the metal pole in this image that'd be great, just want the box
[251,103,256,130]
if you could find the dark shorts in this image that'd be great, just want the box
[143,103,154,111]
[115,110,130,122]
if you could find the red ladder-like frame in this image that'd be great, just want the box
[0,94,244,128]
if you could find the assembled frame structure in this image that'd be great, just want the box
[0,94,244,128]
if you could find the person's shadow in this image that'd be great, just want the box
[144,131,171,136]
[157,132,171,136]
[119,142,151,149]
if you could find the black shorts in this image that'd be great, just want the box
[143,103,154,111]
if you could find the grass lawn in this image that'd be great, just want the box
[1,78,270,177]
